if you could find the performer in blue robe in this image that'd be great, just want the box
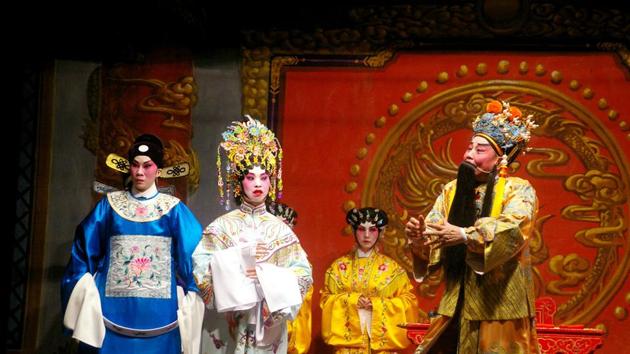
[61,134,203,353]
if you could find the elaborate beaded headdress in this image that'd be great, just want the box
[346,207,388,231]
[217,115,283,209]
[472,100,538,177]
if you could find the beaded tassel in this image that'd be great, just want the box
[498,154,509,177]
[277,142,284,199]
[216,146,225,206]
[225,164,231,210]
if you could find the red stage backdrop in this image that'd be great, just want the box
[274,52,630,353]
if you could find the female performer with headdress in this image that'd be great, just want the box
[405,100,540,353]
[60,134,204,353]
[192,116,312,353]
[321,207,419,354]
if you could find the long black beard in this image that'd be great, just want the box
[448,162,478,228]
[443,162,497,280]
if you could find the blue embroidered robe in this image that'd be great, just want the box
[61,191,202,353]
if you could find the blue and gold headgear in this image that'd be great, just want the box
[472,100,538,176]
[217,116,283,209]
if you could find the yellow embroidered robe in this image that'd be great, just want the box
[413,177,539,354]
[287,285,313,354]
[322,250,419,353]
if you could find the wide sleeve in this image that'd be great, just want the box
[60,197,109,315]
[284,243,313,302]
[264,222,312,307]
[464,179,538,274]
[369,265,418,351]
[320,261,364,348]
[170,202,203,293]
[191,223,221,306]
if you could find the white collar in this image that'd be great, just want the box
[131,183,158,199]
[356,248,373,258]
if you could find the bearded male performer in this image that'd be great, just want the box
[405,99,540,353]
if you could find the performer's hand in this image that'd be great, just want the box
[255,242,270,260]
[245,268,258,279]
[405,214,426,256]
[423,221,466,248]
[358,295,372,310]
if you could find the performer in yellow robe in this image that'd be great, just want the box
[405,99,540,353]
[322,208,419,354]
[267,202,312,354]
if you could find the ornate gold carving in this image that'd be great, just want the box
[548,253,590,295]
[598,42,630,70]
[270,56,301,95]
[241,48,271,122]
[563,171,626,247]
[526,148,569,179]
[108,76,198,130]
[243,5,629,56]
[363,51,394,68]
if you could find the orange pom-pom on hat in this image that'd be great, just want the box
[486,100,503,114]
[509,106,522,119]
